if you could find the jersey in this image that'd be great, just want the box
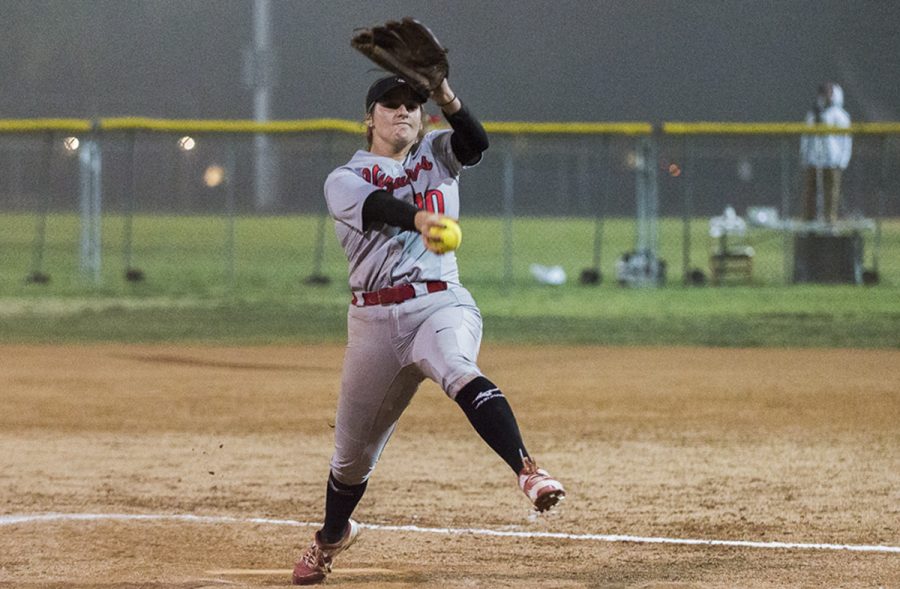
[324,129,466,295]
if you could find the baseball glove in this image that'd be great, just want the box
[351,17,449,95]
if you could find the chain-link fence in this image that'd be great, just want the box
[659,124,898,286]
[1,119,897,294]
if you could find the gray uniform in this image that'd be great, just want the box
[324,129,484,485]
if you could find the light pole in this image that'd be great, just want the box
[246,0,277,210]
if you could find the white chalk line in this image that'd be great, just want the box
[1,512,898,554]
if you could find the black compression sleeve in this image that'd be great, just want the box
[447,103,490,166]
[362,190,419,231]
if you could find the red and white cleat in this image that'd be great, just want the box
[292,519,360,585]
[518,456,566,512]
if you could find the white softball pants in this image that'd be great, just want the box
[329,287,484,486]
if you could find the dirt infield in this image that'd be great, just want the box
[1,344,898,588]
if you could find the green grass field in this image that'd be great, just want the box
[1,213,898,347]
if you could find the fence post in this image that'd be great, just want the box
[78,123,102,284]
[635,136,659,254]
[872,135,889,278]
[224,138,237,290]
[589,137,606,278]
[27,133,55,284]
[122,130,144,281]
[633,134,661,286]
[501,143,515,294]
[779,138,793,284]
[305,132,331,285]
[681,136,693,284]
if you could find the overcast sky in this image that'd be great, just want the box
[2,0,898,122]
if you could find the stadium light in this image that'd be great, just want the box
[203,164,225,188]
[625,150,644,171]
[62,136,80,153]
[177,136,196,151]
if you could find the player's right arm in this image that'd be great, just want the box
[362,190,418,231]
[362,190,446,253]
[326,168,443,239]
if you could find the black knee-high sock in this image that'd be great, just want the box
[455,376,529,474]
[321,472,367,544]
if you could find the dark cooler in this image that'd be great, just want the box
[793,233,863,284]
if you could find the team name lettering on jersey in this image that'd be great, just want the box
[360,156,434,191]
[404,156,434,181]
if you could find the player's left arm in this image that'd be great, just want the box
[430,79,489,166]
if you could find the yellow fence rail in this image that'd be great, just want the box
[0,119,94,133]
[2,118,899,135]
[98,117,365,134]
[0,118,653,135]
[482,121,652,135]
[663,122,900,135]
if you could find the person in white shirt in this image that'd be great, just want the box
[799,82,852,223]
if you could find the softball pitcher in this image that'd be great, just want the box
[292,19,565,585]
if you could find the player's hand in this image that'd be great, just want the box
[415,211,445,253]
[416,212,461,255]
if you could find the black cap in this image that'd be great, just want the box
[365,75,429,112]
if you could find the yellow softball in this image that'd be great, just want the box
[428,218,462,254]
